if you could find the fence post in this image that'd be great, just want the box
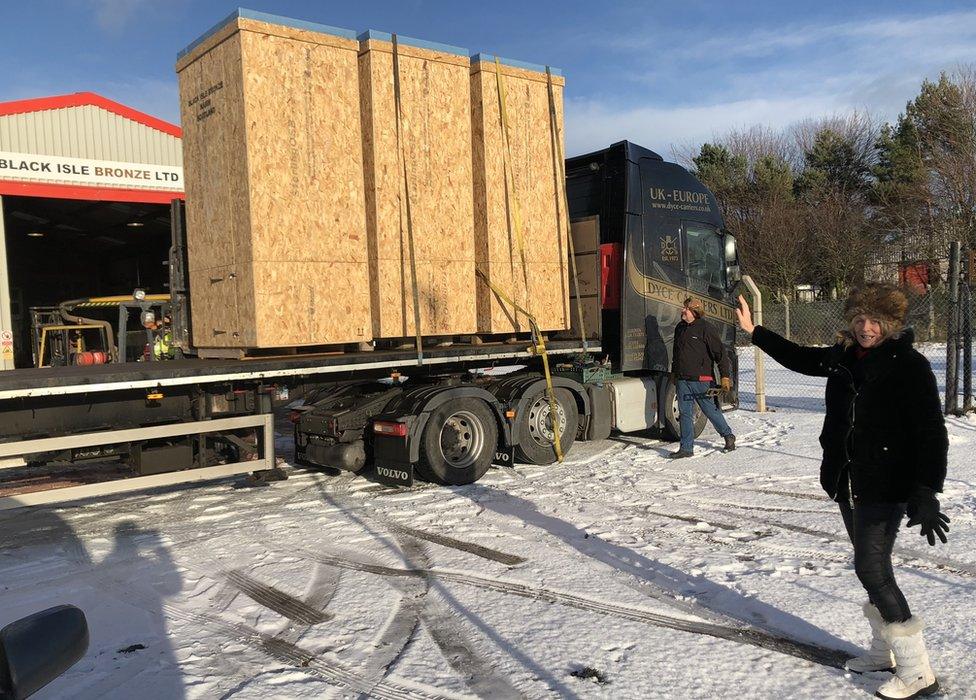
[963,249,973,413]
[784,295,791,341]
[927,287,935,342]
[946,242,961,415]
[742,275,766,413]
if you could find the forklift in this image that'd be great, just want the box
[30,291,176,367]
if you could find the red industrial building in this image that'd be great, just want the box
[0,92,183,368]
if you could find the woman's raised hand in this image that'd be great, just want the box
[735,294,755,334]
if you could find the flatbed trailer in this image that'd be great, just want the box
[0,339,597,509]
[0,140,743,509]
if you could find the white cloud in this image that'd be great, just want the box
[565,94,843,158]
[563,8,976,156]
[91,0,153,33]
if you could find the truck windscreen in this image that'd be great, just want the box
[686,223,725,290]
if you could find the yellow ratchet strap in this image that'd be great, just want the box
[476,269,563,462]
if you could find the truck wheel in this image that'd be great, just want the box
[661,379,707,442]
[418,398,499,485]
[514,388,578,465]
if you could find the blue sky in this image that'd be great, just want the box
[3,1,976,157]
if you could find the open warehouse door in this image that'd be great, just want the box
[2,196,171,367]
[0,91,184,369]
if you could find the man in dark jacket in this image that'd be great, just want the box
[737,284,949,700]
[669,297,735,458]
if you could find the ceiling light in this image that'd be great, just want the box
[27,231,45,238]
[126,221,144,228]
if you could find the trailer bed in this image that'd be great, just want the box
[0,340,596,399]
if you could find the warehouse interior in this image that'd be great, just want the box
[2,195,171,367]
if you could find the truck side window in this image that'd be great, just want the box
[685,224,725,290]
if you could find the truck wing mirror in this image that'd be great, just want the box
[726,263,742,289]
[0,605,89,699]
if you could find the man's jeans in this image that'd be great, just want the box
[676,379,733,452]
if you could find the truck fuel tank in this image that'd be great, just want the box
[607,376,657,433]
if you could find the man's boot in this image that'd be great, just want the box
[667,450,693,459]
[844,602,894,674]
[876,616,938,699]
[723,434,736,452]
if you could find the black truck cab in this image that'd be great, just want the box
[566,140,740,376]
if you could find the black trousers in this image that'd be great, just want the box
[839,500,912,623]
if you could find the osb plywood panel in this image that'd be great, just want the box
[471,59,569,333]
[569,296,601,340]
[239,28,367,265]
[190,261,371,348]
[188,264,245,347]
[475,260,569,332]
[359,38,476,338]
[178,31,251,273]
[370,258,476,337]
[251,261,372,347]
[565,216,601,340]
[178,17,372,348]
[526,261,570,331]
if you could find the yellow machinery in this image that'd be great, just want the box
[30,293,173,367]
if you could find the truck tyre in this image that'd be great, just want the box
[661,379,707,442]
[418,398,499,485]
[514,388,578,465]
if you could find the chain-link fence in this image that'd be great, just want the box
[734,283,975,413]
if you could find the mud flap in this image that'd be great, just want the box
[492,445,515,468]
[372,462,414,487]
[372,433,414,486]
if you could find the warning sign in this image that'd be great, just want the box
[1,329,13,362]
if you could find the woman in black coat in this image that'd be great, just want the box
[736,283,948,700]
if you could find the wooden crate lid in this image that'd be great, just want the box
[176,8,359,71]
[470,53,565,85]
[357,30,470,68]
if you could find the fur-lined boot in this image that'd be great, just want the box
[845,602,895,674]
[875,616,938,699]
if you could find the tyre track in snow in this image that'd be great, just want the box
[223,568,334,625]
[190,509,518,700]
[357,534,432,697]
[421,601,526,699]
[356,519,534,698]
[677,503,976,580]
[287,545,852,670]
[195,526,519,700]
[632,495,976,580]
[537,454,976,582]
[385,521,527,567]
[84,563,464,700]
[3,476,532,697]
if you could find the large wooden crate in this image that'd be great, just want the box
[358,31,477,338]
[470,55,570,334]
[176,10,372,350]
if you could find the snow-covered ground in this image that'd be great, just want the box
[1,347,974,699]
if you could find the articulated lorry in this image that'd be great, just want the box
[0,141,741,508]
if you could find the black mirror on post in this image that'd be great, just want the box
[0,605,89,700]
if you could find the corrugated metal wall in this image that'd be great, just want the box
[0,105,181,166]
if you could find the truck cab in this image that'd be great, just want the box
[566,141,741,437]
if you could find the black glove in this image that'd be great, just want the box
[906,485,950,546]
